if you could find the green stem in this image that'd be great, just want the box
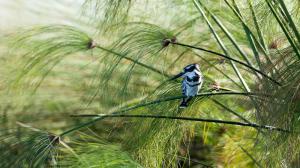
[71,114,289,133]
[247,0,268,52]
[199,2,256,72]
[59,117,102,136]
[95,45,170,78]
[239,145,263,168]
[211,98,251,124]
[59,91,264,136]
[278,0,300,54]
[225,0,275,68]
[232,0,264,71]
[173,42,281,86]
[265,0,300,59]
[193,0,250,92]
[194,53,243,90]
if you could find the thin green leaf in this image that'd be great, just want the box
[193,0,251,92]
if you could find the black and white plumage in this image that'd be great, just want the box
[172,63,203,108]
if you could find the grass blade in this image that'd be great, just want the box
[248,0,268,52]
[278,0,300,53]
[173,42,281,85]
[265,0,300,59]
[193,0,251,92]
[225,0,275,68]
[199,2,259,78]
[95,45,170,78]
[60,91,268,136]
[71,114,290,132]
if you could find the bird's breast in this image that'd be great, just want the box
[187,76,200,82]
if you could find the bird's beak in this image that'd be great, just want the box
[170,72,184,80]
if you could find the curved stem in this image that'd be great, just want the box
[193,0,250,92]
[71,114,289,133]
[194,53,243,90]
[173,42,281,86]
[211,98,251,124]
[95,45,170,78]
[60,91,267,136]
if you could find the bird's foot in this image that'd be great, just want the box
[179,101,188,108]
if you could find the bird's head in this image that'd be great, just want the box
[183,63,200,72]
[171,63,200,80]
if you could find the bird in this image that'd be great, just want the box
[171,63,203,108]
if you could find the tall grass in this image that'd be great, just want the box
[1,0,300,167]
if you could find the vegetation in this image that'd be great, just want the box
[0,0,299,167]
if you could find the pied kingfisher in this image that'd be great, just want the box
[172,63,203,108]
